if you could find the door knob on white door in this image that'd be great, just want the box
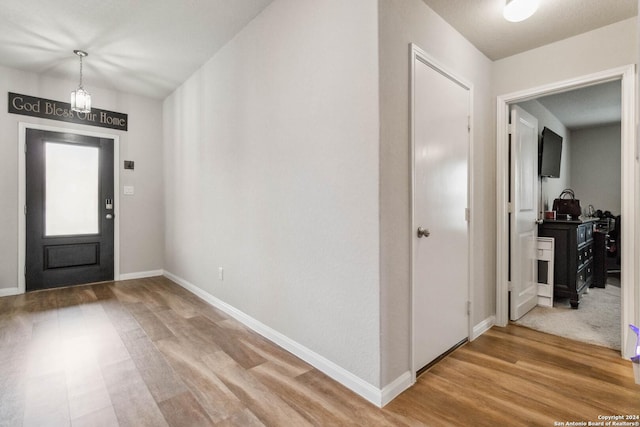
[417,227,430,238]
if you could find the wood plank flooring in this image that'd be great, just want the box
[0,276,638,426]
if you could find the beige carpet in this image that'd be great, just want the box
[514,278,621,350]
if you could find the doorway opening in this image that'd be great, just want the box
[511,81,623,350]
[18,123,121,294]
[496,65,637,359]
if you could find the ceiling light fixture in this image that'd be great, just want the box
[70,50,91,113]
[503,0,540,22]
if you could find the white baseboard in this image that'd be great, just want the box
[119,269,164,281]
[0,269,163,297]
[163,270,401,407]
[471,315,495,340]
[381,371,412,406]
[0,287,21,297]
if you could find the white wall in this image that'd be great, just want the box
[516,100,571,213]
[570,124,622,215]
[163,0,381,387]
[0,65,164,291]
[493,18,637,96]
[378,0,494,385]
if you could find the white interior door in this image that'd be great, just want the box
[509,105,539,320]
[412,50,470,372]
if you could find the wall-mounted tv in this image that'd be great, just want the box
[539,127,563,178]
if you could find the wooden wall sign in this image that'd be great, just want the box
[8,92,128,131]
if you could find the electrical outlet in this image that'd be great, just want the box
[218,267,224,281]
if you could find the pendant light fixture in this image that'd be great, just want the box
[503,0,540,22]
[70,50,91,113]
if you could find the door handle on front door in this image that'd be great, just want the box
[417,227,430,238]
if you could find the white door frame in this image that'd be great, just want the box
[495,65,637,358]
[410,43,474,381]
[17,122,121,294]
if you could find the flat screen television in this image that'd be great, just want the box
[539,127,563,178]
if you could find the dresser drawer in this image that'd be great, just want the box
[577,224,594,244]
[577,243,593,267]
[577,225,587,245]
[577,262,593,290]
[585,224,593,242]
[576,265,586,290]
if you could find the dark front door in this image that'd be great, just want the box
[26,129,114,291]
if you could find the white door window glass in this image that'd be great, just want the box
[45,142,99,236]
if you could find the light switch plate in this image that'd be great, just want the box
[123,185,135,195]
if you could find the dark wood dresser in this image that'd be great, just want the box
[538,219,597,308]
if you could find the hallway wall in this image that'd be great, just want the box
[493,18,637,96]
[163,0,382,388]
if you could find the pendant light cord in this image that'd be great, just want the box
[78,54,83,89]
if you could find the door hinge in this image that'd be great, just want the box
[467,301,471,315]
[24,205,27,215]
[24,142,27,153]
[507,202,513,213]
[507,281,514,292]
[467,116,471,132]
[508,124,515,135]
[465,208,470,222]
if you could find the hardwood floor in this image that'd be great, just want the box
[0,276,638,426]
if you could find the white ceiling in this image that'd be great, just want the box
[0,0,274,100]
[421,0,637,60]
[0,0,635,108]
